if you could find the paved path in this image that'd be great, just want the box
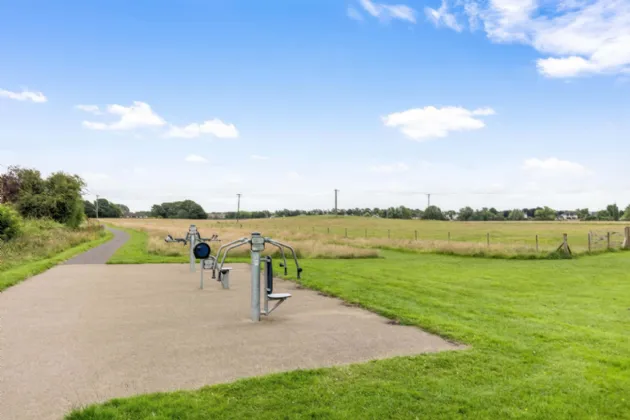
[64,227,129,264]
[1,263,463,420]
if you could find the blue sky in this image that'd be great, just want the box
[1,0,629,212]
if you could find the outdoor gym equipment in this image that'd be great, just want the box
[214,232,303,322]
[164,224,220,272]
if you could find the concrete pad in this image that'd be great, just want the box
[0,264,463,420]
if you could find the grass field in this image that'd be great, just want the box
[108,216,629,258]
[0,220,112,291]
[68,239,630,419]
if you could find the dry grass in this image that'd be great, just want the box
[108,216,630,258]
[0,219,105,272]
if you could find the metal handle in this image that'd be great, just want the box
[266,240,288,276]
[216,238,250,280]
[266,239,302,279]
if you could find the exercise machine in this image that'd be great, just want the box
[214,232,303,322]
[164,224,220,272]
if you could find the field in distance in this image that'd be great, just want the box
[108,216,630,259]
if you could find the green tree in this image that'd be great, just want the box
[535,206,557,221]
[622,205,630,221]
[458,207,474,221]
[596,210,612,221]
[508,209,525,220]
[0,204,22,241]
[606,204,620,221]
[150,200,207,219]
[116,204,130,216]
[423,205,444,220]
[94,198,122,218]
[84,200,96,218]
[576,208,590,220]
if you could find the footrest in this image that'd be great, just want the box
[267,293,291,300]
[220,267,232,274]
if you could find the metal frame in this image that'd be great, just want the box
[165,225,220,272]
[213,232,303,322]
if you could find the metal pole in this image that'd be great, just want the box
[236,193,241,223]
[189,234,196,273]
[334,189,339,216]
[251,249,261,322]
[427,193,431,207]
[200,260,204,289]
[95,194,99,219]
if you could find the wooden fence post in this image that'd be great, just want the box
[607,232,611,249]
[486,233,490,247]
[345,228,348,238]
[535,234,539,252]
[562,233,570,255]
[588,233,591,253]
[415,230,418,241]
[623,226,630,249]
[448,232,451,243]
[327,227,330,234]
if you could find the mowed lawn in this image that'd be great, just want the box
[68,250,630,419]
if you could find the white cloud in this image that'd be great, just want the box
[523,158,588,174]
[250,155,269,160]
[358,0,416,23]
[0,88,47,103]
[370,162,409,173]
[437,0,630,78]
[286,171,302,180]
[382,106,495,140]
[83,101,165,131]
[347,6,364,21]
[185,154,208,163]
[75,104,102,115]
[425,0,462,32]
[166,119,239,139]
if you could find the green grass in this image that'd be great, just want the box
[106,226,189,264]
[68,249,630,419]
[0,228,113,291]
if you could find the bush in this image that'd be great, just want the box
[0,204,22,241]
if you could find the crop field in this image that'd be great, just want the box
[107,216,629,259]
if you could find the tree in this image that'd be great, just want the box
[576,208,590,220]
[93,199,122,218]
[116,204,130,216]
[423,205,444,220]
[150,200,207,219]
[622,205,630,221]
[0,204,22,241]
[84,200,96,218]
[596,210,612,221]
[445,210,457,220]
[606,203,620,221]
[508,209,525,220]
[535,206,556,221]
[458,207,474,221]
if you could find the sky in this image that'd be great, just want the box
[1,0,629,212]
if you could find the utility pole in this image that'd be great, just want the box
[95,194,100,219]
[334,189,339,216]
[236,193,241,223]
[427,193,431,208]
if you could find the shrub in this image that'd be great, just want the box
[0,204,22,241]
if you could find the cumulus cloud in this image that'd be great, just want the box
[166,119,239,139]
[75,104,102,115]
[382,106,495,141]
[0,88,47,103]
[358,0,416,23]
[370,162,409,173]
[523,158,588,174]
[82,101,166,131]
[424,0,630,78]
[425,0,462,32]
[185,154,208,163]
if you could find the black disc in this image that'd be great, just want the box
[193,242,211,259]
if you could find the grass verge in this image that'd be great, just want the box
[0,229,113,291]
[68,250,629,419]
[106,226,187,264]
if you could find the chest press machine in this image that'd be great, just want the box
[164,224,220,272]
[203,232,303,322]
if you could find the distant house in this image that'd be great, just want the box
[207,212,226,219]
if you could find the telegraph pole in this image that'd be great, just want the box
[95,194,100,219]
[334,189,339,216]
[236,193,241,223]
[427,193,431,208]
